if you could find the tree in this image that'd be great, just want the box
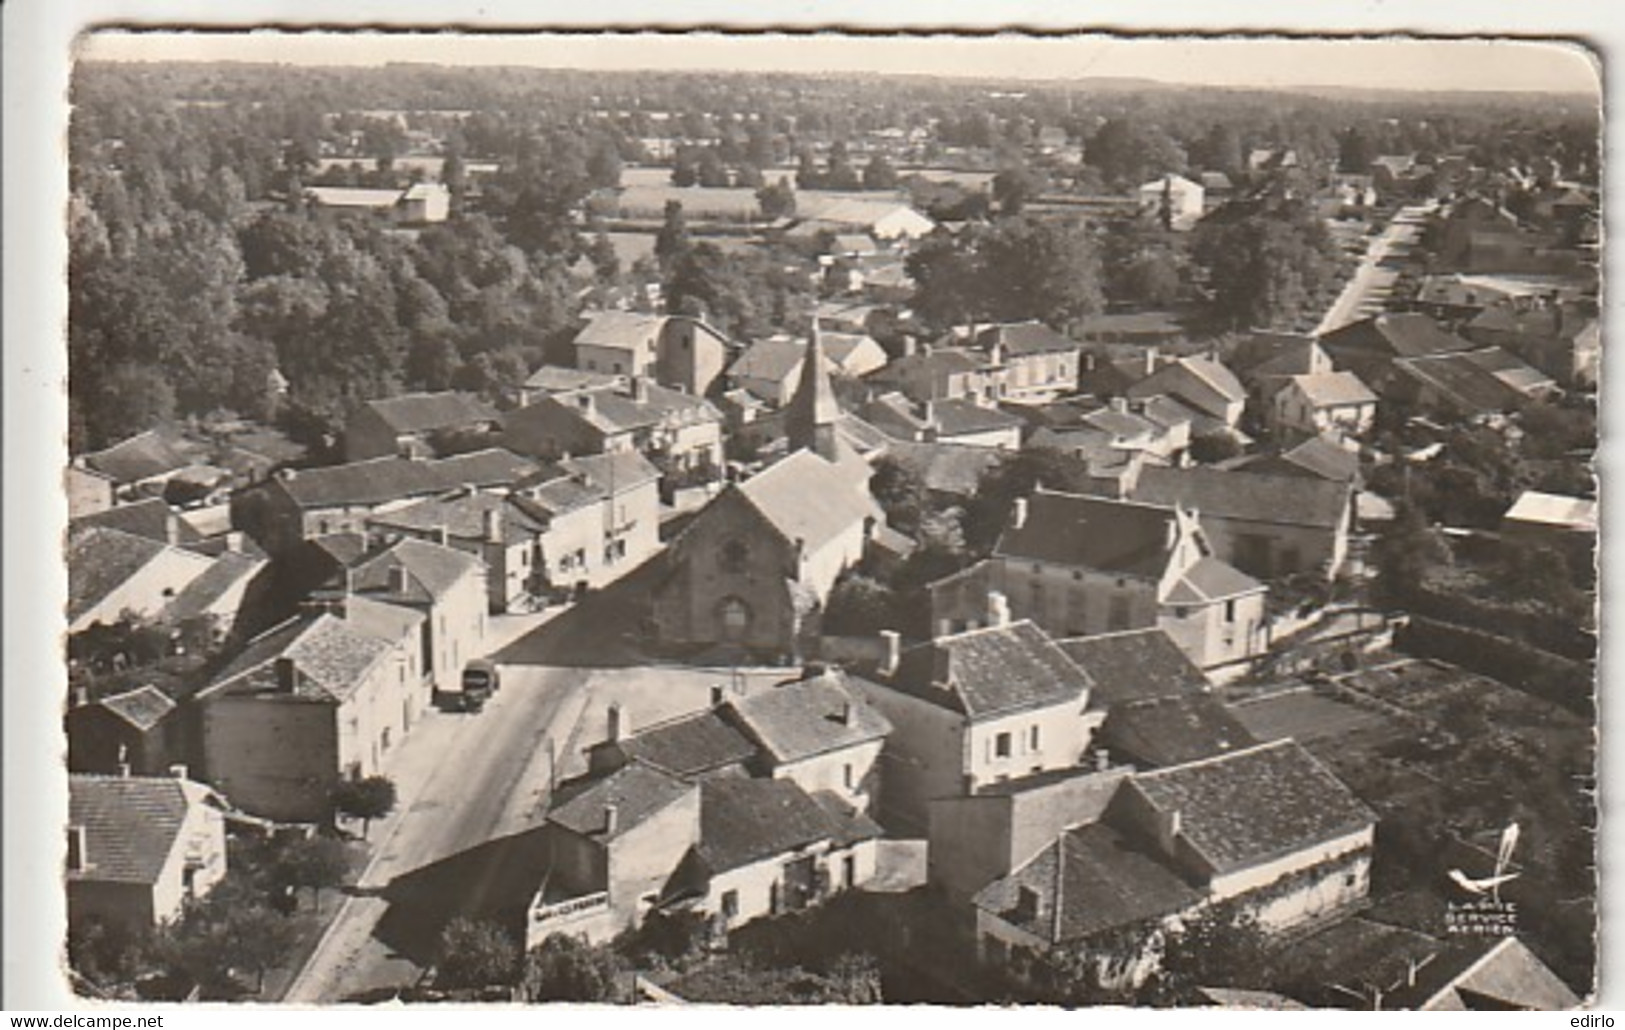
[1193,197,1341,330]
[756,177,797,221]
[1371,502,1452,606]
[908,216,1103,335]
[158,879,297,995]
[868,455,930,534]
[332,776,397,839]
[963,448,1100,553]
[522,933,623,1002]
[654,200,691,270]
[1085,118,1187,189]
[274,835,351,911]
[435,917,520,991]
[1188,432,1242,464]
[823,575,902,637]
[991,164,1044,216]
[1145,905,1273,1004]
[587,230,620,282]
[1338,126,1376,174]
[862,154,899,191]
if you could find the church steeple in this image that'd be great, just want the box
[786,320,841,462]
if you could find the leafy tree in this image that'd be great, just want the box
[991,164,1044,216]
[158,879,297,995]
[435,917,520,991]
[522,933,623,1002]
[1085,118,1187,189]
[908,215,1102,335]
[68,918,155,989]
[1196,123,1243,175]
[756,177,797,221]
[332,776,397,839]
[862,154,899,191]
[274,835,351,911]
[868,455,930,534]
[1371,502,1452,606]
[1145,906,1273,1004]
[587,230,619,283]
[1193,196,1341,330]
[824,574,902,636]
[1188,432,1242,464]
[654,200,691,270]
[1338,126,1376,174]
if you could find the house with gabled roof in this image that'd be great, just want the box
[503,376,724,477]
[67,686,183,778]
[1126,355,1248,432]
[67,527,218,633]
[723,670,892,812]
[67,463,117,519]
[1464,300,1598,389]
[572,310,733,397]
[1236,436,1362,486]
[1130,465,1353,581]
[1317,312,1478,385]
[1270,370,1378,442]
[1054,627,1212,711]
[1097,693,1258,769]
[193,609,424,821]
[78,430,195,500]
[862,392,1024,449]
[928,489,1267,670]
[343,391,500,463]
[347,537,487,696]
[848,614,1101,831]
[1390,348,1550,420]
[68,771,230,931]
[966,322,1083,403]
[729,335,838,407]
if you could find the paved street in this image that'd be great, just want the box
[1315,202,1437,336]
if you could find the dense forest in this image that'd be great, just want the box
[67,60,1598,454]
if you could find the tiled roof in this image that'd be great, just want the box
[731,337,827,387]
[736,449,879,554]
[275,449,540,509]
[1100,694,1259,768]
[81,430,192,484]
[893,620,1094,719]
[164,551,265,622]
[200,613,395,704]
[1177,356,1246,403]
[870,348,987,383]
[95,685,177,732]
[996,488,1178,577]
[820,333,884,371]
[1458,347,1555,395]
[573,310,667,351]
[361,391,497,434]
[973,822,1203,943]
[1279,437,1361,483]
[428,448,545,488]
[1395,352,1525,414]
[69,774,212,885]
[69,498,201,546]
[1133,466,1349,530]
[570,382,722,433]
[697,777,865,874]
[559,451,663,493]
[617,710,758,778]
[351,537,482,605]
[1056,628,1211,709]
[342,594,427,646]
[725,674,891,764]
[1468,302,1596,343]
[67,528,173,623]
[1129,740,1375,876]
[370,490,547,545]
[930,399,1024,436]
[548,762,696,842]
[975,321,1079,357]
[524,365,626,394]
[1322,313,1477,359]
[1405,937,1582,1011]
[1289,371,1378,408]
[1164,556,1266,605]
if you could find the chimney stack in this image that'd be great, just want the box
[432,526,450,547]
[630,376,650,403]
[603,804,619,836]
[1110,396,1128,414]
[67,826,87,873]
[223,530,245,554]
[389,564,412,595]
[168,763,189,781]
[838,700,853,726]
[986,591,1011,629]
[165,513,180,546]
[274,656,299,693]
[1144,346,1159,377]
[607,702,630,743]
[1095,749,1111,773]
[483,507,503,544]
[879,630,901,677]
[1011,497,1029,530]
[936,618,954,639]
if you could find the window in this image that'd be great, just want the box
[1029,725,1041,751]
[843,763,855,789]
[720,538,749,572]
[1224,599,1237,623]
[995,732,1012,758]
[380,727,391,752]
[721,890,739,918]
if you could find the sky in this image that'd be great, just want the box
[77,31,1601,96]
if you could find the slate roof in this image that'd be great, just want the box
[1468,302,1596,343]
[351,537,483,605]
[616,711,758,779]
[370,490,547,545]
[560,450,663,493]
[274,449,540,509]
[1395,353,1525,414]
[69,498,201,546]
[973,823,1203,943]
[1164,556,1266,605]
[566,382,722,433]
[1179,356,1247,402]
[1278,437,1362,483]
[736,449,879,554]
[892,620,1094,719]
[1289,371,1378,408]
[524,365,626,395]
[549,762,696,842]
[1404,937,1582,1011]
[821,332,885,372]
[67,528,175,624]
[1129,740,1375,876]
[931,399,1024,436]
[1132,466,1349,530]
[1100,694,1259,768]
[69,773,217,885]
[573,310,667,351]
[199,613,395,704]
[81,431,193,485]
[696,777,876,874]
[95,685,177,732]
[1321,313,1477,360]
[974,321,1079,357]
[1458,347,1556,395]
[1056,629,1211,709]
[164,551,265,621]
[731,336,828,387]
[725,674,892,764]
[361,392,497,434]
[995,488,1179,577]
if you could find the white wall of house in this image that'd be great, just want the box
[963,704,1100,792]
[1157,591,1269,669]
[770,738,885,814]
[72,547,216,632]
[149,794,228,923]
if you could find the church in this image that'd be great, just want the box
[650,328,882,661]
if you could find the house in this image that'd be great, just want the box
[865,348,998,406]
[1270,371,1379,441]
[789,198,936,240]
[1198,171,1235,210]
[1229,333,1333,410]
[729,336,837,407]
[194,609,424,822]
[1317,313,1478,384]
[79,430,195,500]
[862,393,1023,449]
[1236,436,1362,486]
[397,182,451,224]
[67,686,183,778]
[160,546,270,642]
[1130,465,1353,580]
[1397,937,1582,1011]
[368,488,547,613]
[849,615,1101,832]
[1412,274,1531,322]
[1125,355,1247,432]
[502,377,724,476]
[68,771,229,931]
[343,392,500,462]
[1055,627,1212,711]
[67,464,117,519]
[967,322,1083,404]
[820,332,890,378]
[651,336,880,659]
[929,490,1268,670]
[1138,174,1206,231]
[1096,693,1258,769]
[67,527,218,633]
[1389,348,1553,420]
[523,452,664,594]
[1464,301,1599,389]
[529,763,881,947]
[348,537,487,696]
[571,311,733,397]
[520,365,627,406]
[231,448,542,556]
[723,670,892,813]
[305,183,450,224]
[1500,489,1596,575]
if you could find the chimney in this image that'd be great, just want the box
[603,804,619,836]
[432,526,449,547]
[483,507,503,544]
[900,334,918,358]
[710,684,725,707]
[793,537,806,566]
[1110,396,1128,414]
[278,467,298,482]
[879,629,901,676]
[630,375,650,403]
[921,400,937,429]
[1144,346,1159,377]
[1011,497,1029,530]
[986,591,1011,628]
[223,530,245,554]
[70,685,90,709]
[1094,748,1110,772]
[936,618,954,639]
[275,656,299,692]
[838,700,853,726]
[164,513,180,546]
[168,763,189,781]
[389,564,412,594]
[607,702,630,742]
[577,393,595,414]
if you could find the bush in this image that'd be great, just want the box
[1394,617,1593,716]
[435,917,519,991]
[522,933,624,1002]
